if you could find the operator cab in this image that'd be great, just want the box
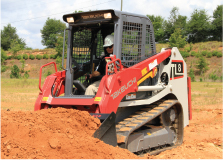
[62,10,157,98]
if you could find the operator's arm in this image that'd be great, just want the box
[89,71,101,78]
[89,56,106,79]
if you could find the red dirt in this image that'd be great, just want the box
[1,108,141,159]
[145,104,223,159]
[1,105,222,159]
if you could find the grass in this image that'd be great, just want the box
[156,41,222,53]
[6,48,58,56]
[191,82,222,108]
[1,79,41,111]
[5,41,222,57]
[1,79,222,112]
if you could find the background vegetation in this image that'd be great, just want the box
[147,5,222,43]
[1,6,222,82]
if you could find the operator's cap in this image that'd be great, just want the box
[103,35,114,47]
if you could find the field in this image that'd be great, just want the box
[1,79,223,158]
[1,79,40,111]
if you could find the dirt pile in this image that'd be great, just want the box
[1,103,222,159]
[1,108,141,159]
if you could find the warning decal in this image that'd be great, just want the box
[170,60,184,80]
[94,97,102,101]
[149,59,158,70]
[42,97,49,101]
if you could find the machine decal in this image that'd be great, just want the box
[147,132,151,136]
[137,67,157,86]
[94,97,102,101]
[141,67,148,76]
[111,77,137,100]
[92,114,101,118]
[82,14,104,20]
[170,60,184,80]
[42,97,49,101]
[126,93,136,100]
[149,59,157,70]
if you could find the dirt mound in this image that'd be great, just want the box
[1,108,141,159]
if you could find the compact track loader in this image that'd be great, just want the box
[35,10,192,154]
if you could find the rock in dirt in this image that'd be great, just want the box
[48,138,60,149]
[1,108,142,159]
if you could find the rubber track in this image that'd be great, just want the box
[116,99,182,151]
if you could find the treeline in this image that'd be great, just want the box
[1,6,222,79]
[2,5,222,49]
[147,5,222,43]
[1,6,222,53]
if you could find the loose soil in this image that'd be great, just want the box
[147,103,223,159]
[1,103,222,159]
[1,108,140,159]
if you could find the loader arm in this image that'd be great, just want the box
[94,49,172,114]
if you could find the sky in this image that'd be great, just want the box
[1,0,222,49]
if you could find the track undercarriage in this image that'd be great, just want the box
[115,99,183,155]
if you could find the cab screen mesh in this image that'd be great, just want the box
[121,22,142,67]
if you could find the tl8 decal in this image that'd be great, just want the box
[170,60,184,80]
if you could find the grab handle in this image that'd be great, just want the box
[39,62,57,92]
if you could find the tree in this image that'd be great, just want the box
[1,48,7,64]
[1,24,26,51]
[41,18,66,48]
[196,56,208,75]
[211,5,222,41]
[188,68,195,82]
[74,10,83,13]
[147,15,165,42]
[10,39,26,57]
[55,36,67,57]
[187,9,211,43]
[169,28,187,48]
[163,7,187,40]
[10,65,20,79]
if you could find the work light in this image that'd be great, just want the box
[67,17,74,23]
[104,13,112,19]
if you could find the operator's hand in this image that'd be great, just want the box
[85,74,92,80]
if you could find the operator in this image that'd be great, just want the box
[85,35,114,95]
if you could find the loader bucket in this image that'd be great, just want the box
[92,112,117,147]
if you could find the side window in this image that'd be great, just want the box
[145,25,155,58]
[121,22,142,67]
[72,29,92,83]
[96,30,104,58]
[73,29,91,65]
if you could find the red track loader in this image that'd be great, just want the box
[35,10,192,154]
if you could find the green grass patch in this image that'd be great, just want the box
[191,82,222,107]
[1,79,43,111]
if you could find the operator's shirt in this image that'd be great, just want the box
[95,53,111,76]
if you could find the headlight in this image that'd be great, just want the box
[67,17,74,23]
[104,13,112,19]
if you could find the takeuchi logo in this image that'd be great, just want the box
[111,77,136,100]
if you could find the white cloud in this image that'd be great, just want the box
[18,29,30,35]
